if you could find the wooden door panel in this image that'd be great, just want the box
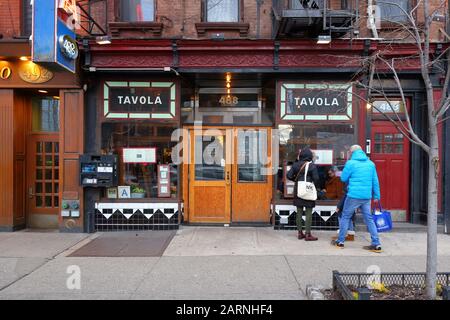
[189,129,231,223]
[231,128,272,223]
[26,135,60,217]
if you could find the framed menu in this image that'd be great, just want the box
[158,165,171,197]
[283,161,295,198]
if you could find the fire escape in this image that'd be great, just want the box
[272,0,358,39]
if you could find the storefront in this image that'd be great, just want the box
[77,38,448,232]
[0,43,82,231]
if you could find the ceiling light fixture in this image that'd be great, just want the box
[19,56,29,61]
[38,90,48,93]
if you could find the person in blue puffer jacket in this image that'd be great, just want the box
[331,145,382,253]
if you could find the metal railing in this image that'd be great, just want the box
[333,270,450,300]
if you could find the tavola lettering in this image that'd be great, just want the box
[294,97,339,107]
[117,95,162,105]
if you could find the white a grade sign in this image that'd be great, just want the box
[123,148,156,164]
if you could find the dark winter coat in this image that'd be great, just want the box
[287,148,320,208]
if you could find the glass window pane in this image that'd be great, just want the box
[45,142,52,153]
[384,144,393,154]
[374,143,382,153]
[45,169,52,180]
[55,183,59,193]
[45,155,53,167]
[35,183,42,194]
[277,124,355,201]
[31,97,60,132]
[121,0,154,22]
[207,0,239,22]
[36,170,43,180]
[54,169,59,180]
[54,196,59,208]
[374,133,382,142]
[45,183,52,193]
[45,196,52,207]
[237,130,267,182]
[101,122,179,198]
[36,196,42,207]
[395,144,404,154]
[36,142,42,153]
[384,134,393,142]
[54,155,59,167]
[394,133,403,142]
[54,142,59,153]
[195,134,226,181]
[36,155,42,166]
[379,0,408,22]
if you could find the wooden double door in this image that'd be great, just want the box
[188,127,273,224]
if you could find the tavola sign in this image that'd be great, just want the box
[117,95,163,105]
[287,88,348,115]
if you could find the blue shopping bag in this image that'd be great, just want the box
[372,203,393,232]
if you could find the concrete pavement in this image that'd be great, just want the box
[0,226,449,300]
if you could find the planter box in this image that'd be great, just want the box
[332,270,450,300]
[131,193,146,199]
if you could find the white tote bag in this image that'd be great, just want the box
[297,162,317,201]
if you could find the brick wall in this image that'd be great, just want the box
[0,0,447,41]
[0,0,21,38]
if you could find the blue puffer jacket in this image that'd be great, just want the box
[340,149,381,200]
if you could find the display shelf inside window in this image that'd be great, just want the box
[100,122,179,200]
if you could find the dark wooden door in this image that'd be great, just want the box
[371,122,410,220]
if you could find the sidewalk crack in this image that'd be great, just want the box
[283,255,305,297]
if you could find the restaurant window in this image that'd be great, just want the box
[121,0,155,22]
[100,80,179,199]
[22,0,32,37]
[276,82,356,201]
[101,122,178,199]
[378,0,409,22]
[206,0,239,22]
[277,124,356,200]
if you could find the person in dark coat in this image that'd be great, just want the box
[287,148,320,241]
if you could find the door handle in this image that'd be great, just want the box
[28,187,35,199]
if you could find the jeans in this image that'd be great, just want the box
[297,206,313,233]
[338,215,355,232]
[337,197,380,246]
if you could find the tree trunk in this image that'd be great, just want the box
[426,126,439,299]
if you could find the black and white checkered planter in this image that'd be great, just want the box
[273,204,339,230]
[95,202,180,231]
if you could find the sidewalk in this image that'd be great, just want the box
[0,227,449,300]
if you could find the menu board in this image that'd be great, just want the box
[158,165,171,198]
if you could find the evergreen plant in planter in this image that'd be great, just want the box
[131,186,146,198]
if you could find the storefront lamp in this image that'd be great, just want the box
[366,103,372,110]
[95,36,111,45]
[19,56,29,61]
[38,90,48,94]
[317,35,331,44]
